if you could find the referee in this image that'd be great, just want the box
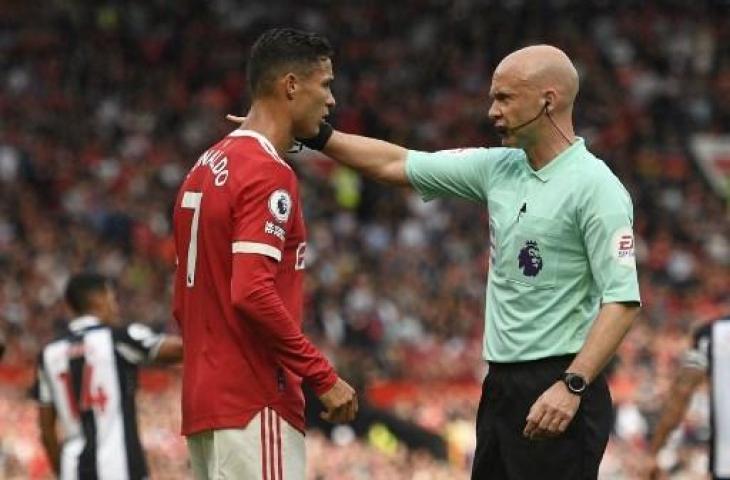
[645,314,730,480]
[248,43,642,478]
[35,273,183,479]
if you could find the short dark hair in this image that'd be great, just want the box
[65,273,110,314]
[247,27,333,97]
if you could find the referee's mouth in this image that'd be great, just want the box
[494,125,510,137]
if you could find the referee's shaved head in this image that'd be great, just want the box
[495,45,579,112]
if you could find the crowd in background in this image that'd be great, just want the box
[1,1,728,478]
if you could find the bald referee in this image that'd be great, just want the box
[232,44,641,478]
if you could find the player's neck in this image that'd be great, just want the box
[237,103,294,156]
[75,311,111,326]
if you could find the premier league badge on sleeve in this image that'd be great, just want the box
[268,189,292,223]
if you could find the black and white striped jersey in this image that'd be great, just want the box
[36,315,164,480]
[682,315,730,480]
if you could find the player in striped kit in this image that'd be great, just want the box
[35,273,183,479]
[645,314,730,480]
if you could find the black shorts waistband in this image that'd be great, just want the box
[487,354,577,373]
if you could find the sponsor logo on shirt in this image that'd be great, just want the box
[612,227,636,267]
[518,240,543,277]
[268,189,291,223]
[265,221,285,241]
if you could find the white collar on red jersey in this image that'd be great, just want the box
[228,129,289,168]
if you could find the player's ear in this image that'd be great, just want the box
[283,73,297,100]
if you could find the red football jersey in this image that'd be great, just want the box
[172,129,336,435]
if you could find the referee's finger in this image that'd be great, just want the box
[537,410,555,431]
[523,406,545,437]
[225,114,246,123]
[547,415,563,433]
[557,418,571,433]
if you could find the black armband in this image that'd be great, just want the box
[297,122,334,151]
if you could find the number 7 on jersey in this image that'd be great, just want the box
[181,191,203,287]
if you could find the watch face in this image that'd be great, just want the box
[567,374,586,392]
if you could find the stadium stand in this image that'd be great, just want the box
[0,1,728,478]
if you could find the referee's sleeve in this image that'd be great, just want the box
[114,323,164,364]
[405,147,507,204]
[580,176,641,305]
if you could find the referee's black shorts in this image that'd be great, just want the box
[471,355,613,480]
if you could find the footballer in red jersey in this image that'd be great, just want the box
[172,28,357,480]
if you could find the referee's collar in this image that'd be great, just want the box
[526,137,586,182]
[69,315,102,333]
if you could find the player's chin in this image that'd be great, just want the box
[302,121,321,139]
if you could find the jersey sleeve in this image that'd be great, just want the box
[232,160,297,262]
[231,253,338,395]
[113,323,165,365]
[681,324,710,372]
[579,176,641,305]
[405,147,509,203]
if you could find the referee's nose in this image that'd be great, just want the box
[488,99,500,122]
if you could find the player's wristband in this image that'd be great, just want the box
[297,122,333,151]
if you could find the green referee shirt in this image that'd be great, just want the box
[405,139,640,362]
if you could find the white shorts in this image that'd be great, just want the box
[187,407,304,480]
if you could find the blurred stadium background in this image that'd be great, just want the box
[1,1,729,478]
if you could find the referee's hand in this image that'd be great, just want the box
[318,377,358,424]
[226,114,245,124]
[523,381,580,440]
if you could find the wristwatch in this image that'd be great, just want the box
[561,372,588,396]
